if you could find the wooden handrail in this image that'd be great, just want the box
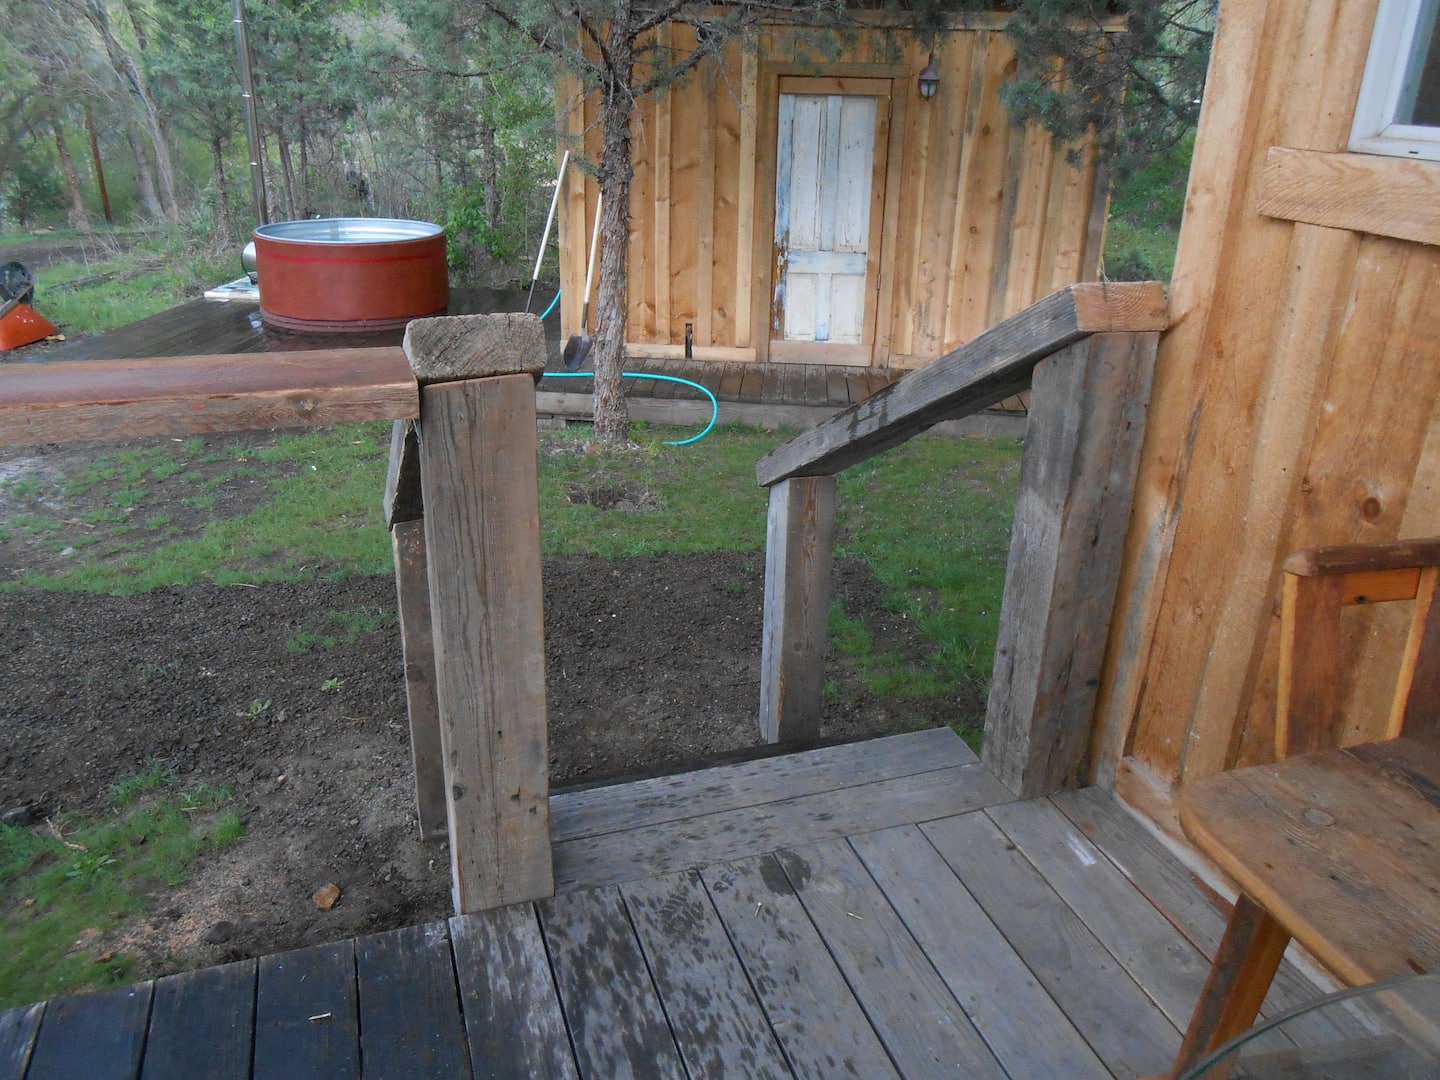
[754,282,1167,487]
[756,283,1169,799]
[0,347,416,446]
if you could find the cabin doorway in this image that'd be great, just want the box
[769,76,894,365]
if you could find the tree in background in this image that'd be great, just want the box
[1002,0,1216,175]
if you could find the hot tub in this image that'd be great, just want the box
[253,218,449,332]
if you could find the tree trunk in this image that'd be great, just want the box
[211,135,234,244]
[54,120,92,230]
[124,121,163,221]
[83,104,113,225]
[592,21,636,445]
[276,125,299,220]
[298,121,310,216]
[478,80,501,229]
[82,0,178,222]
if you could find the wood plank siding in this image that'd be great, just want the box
[1090,0,1440,801]
[556,15,1111,371]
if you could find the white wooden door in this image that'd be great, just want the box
[773,92,880,349]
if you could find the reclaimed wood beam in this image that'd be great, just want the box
[982,332,1159,798]
[0,347,416,446]
[406,314,553,913]
[754,282,1166,487]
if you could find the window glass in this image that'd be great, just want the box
[1398,0,1440,125]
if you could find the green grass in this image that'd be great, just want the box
[35,235,236,336]
[0,768,244,1007]
[5,421,1021,712]
[1103,133,1193,282]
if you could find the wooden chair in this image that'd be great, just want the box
[1168,537,1440,1075]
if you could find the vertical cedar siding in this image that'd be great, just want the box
[1092,0,1440,803]
[554,16,1108,367]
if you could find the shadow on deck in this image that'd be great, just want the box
[1,728,1340,1080]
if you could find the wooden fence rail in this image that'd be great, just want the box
[754,283,1167,798]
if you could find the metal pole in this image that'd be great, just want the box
[232,0,268,225]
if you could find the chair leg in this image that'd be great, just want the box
[1170,893,1291,1075]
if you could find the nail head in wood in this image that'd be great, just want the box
[403,313,547,385]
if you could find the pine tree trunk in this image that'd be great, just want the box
[83,104,113,225]
[276,127,299,220]
[212,136,235,244]
[124,122,163,221]
[54,121,92,231]
[478,81,501,229]
[82,0,179,223]
[592,19,636,445]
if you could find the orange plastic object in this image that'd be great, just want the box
[0,303,59,351]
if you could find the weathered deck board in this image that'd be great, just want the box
[703,853,901,1079]
[538,888,686,1079]
[776,840,1007,1077]
[449,906,579,1080]
[254,941,360,1080]
[143,961,257,1080]
[19,984,150,1080]
[1050,785,1362,1046]
[2,734,1346,1080]
[355,922,471,1078]
[850,824,1112,1079]
[621,871,793,1079]
[553,759,1014,891]
[552,720,972,844]
[922,811,1182,1078]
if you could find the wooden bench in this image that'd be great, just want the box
[1169,537,1440,1074]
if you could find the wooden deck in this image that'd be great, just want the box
[21,293,1026,435]
[1,728,1346,1080]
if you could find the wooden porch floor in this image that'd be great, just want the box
[23,292,1026,434]
[1,728,1346,1080]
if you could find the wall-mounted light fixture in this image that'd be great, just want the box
[918,55,940,100]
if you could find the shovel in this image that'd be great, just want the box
[562,193,602,371]
[525,150,569,315]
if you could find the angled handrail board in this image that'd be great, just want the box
[0,347,417,446]
[755,281,1166,486]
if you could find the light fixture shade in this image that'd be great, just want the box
[918,59,940,100]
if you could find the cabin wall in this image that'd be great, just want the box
[1090,0,1440,803]
[555,15,1108,369]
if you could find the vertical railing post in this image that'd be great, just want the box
[402,313,553,912]
[759,474,837,744]
[982,331,1159,797]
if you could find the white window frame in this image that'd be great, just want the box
[1350,0,1440,160]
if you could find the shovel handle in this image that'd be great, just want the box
[581,194,603,331]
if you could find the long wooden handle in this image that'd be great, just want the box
[530,149,569,282]
[582,193,603,318]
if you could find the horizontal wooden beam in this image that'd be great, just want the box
[754,283,1167,487]
[0,348,417,446]
[1256,146,1440,247]
[1283,536,1440,577]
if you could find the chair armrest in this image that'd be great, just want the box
[1284,537,1440,577]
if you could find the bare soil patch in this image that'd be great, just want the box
[0,434,968,981]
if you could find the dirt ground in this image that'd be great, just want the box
[0,432,971,981]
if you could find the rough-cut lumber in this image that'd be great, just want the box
[253,941,360,1079]
[755,282,1166,486]
[383,419,423,527]
[0,348,415,447]
[1256,146,1440,247]
[758,475,836,744]
[143,961,258,1080]
[418,373,552,911]
[20,985,151,1080]
[354,923,470,1077]
[391,520,447,840]
[983,332,1158,797]
[402,312,546,383]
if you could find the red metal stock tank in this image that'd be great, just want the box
[253,218,449,332]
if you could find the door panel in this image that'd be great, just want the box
[773,91,881,348]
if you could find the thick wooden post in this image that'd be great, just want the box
[406,314,553,912]
[385,420,448,840]
[759,474,837,744]
[983,332,1159,797]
